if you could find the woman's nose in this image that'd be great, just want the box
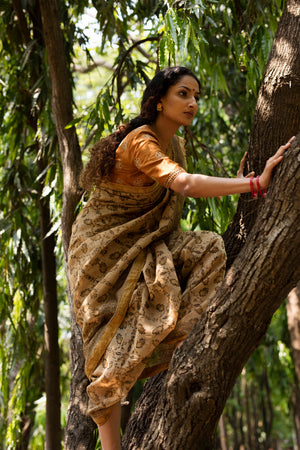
[189,97,198,108]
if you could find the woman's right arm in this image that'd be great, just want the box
[170,138,294,198]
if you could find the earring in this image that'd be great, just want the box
[157,104,162,111]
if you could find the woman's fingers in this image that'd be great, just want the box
[236,137,295,187]
[241,151,247,163]
[274,136,295,156]
[276,142,290,156]
[237,152,248,177]
[266,136,295,166]
[260,136,295,187]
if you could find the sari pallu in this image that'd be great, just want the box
[68,136,226,426]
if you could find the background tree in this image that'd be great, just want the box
[0,1,62,447]
[287,283,300,449]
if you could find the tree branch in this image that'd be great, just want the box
[12,0,30,44]
[72,59,114,73]
[112,34,162,109]
[184,127,230,177]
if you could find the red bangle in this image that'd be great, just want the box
[256,176,267,198]
[250,177,257,198]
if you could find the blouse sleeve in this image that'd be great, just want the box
[129,130,186,188]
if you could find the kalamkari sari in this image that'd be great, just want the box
[68,126,226,426]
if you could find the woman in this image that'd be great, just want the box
[68,66,293,450]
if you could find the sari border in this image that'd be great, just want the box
[96,179,164,196]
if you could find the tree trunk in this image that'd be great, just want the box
[38,0,82,254]
[229,385,244,450]
[261,368,273,449]
[242,370,253,450]
[228,384,245,450]
[235,384,244,450]
[38,1,96,449]
[292,383,300,450]
[123,134,300,449]
[286,282,300,449]
[287,283,300,383]
[37,156,62,449]
[250,384,259,449]
[218,415,228,450]
[123,2,300,447]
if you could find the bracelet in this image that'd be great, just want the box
[250,177,257,198]
[256,176,267,198]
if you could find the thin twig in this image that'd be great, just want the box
[185,128,230,176]
[112,34,163,109]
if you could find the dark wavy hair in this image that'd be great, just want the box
[80,66,201,190]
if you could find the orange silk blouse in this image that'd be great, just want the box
[109,125,186,188]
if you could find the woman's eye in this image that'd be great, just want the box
[178,90,187,97]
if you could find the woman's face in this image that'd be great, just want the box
[157,75,200,128]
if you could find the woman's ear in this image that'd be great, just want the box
[157,103,163,111]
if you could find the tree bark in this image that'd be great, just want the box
[123,2,300,446]
[38,1,96,449]
[38,0,83,255]
[37,157,62,449]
